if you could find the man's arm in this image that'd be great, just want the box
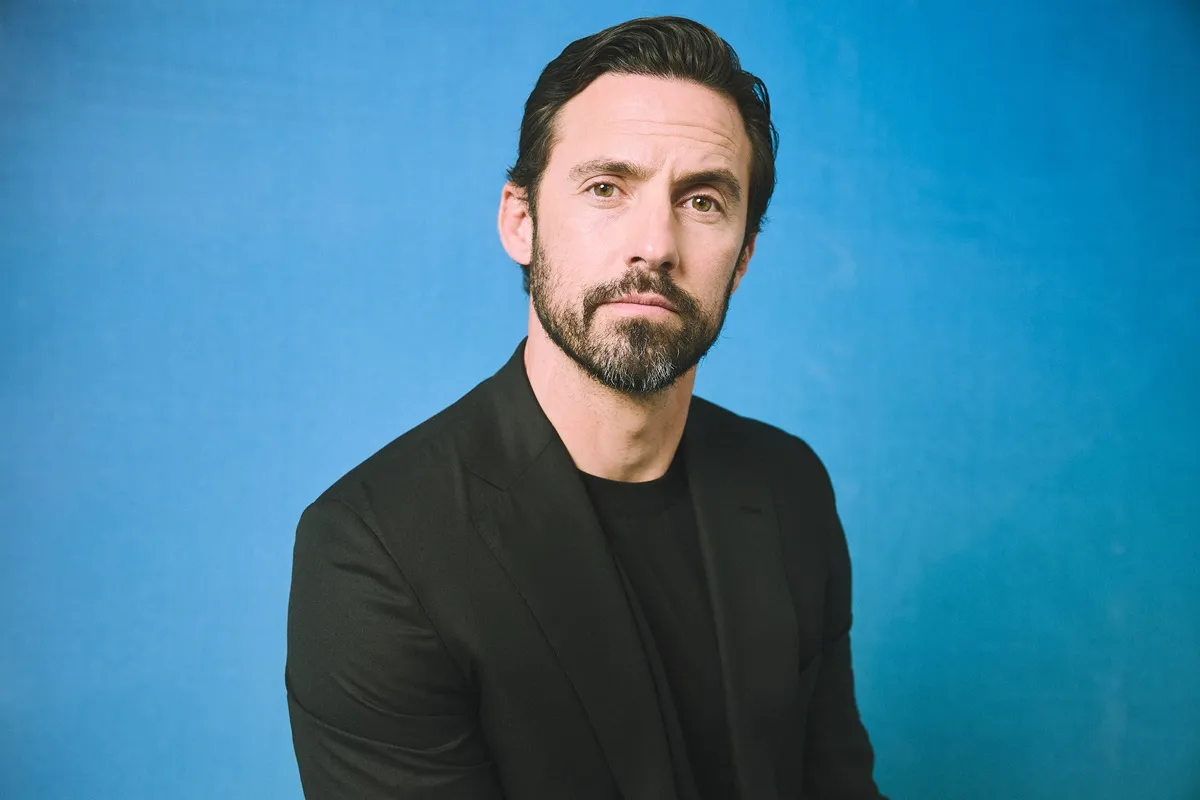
[286,498,504,799]
[802,475,887,799]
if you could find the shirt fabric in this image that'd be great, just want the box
[578,441,735,800]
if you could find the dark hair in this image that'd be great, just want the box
[507,16,779,290]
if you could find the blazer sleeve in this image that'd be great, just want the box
[285,497,505,799]
[802,474,888,799]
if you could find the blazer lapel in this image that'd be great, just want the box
[462,342,678,800]
[685,400,800,799]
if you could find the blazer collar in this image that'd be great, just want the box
[461,340,796,799]
[457,339,558,492]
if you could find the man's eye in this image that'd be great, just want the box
[689,195,718,213]
[590,183,616,198]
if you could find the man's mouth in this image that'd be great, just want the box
[604,293,678,312]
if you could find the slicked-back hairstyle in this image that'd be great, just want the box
[507,16,780,292]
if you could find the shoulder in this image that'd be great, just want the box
[690,396,851,593]
[689,395,836,500]
[310,379,491,521]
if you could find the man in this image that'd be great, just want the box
[286,16,885,799]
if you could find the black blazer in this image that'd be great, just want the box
[286,340,884,799]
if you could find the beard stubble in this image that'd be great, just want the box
[527,232,739,397]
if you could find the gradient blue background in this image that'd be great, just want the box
[2,1,1197,798]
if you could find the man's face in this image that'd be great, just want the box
[526,73,755,397]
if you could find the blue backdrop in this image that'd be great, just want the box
[2,2,1197,798]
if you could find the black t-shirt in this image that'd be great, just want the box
[578,445,734,800]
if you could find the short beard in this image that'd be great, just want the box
[527,233,738,397]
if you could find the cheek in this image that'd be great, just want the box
[561,208,622,258]
[542,213,618,282]
[533,230,589,303]
[679,235,743,295]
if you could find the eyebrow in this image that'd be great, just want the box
[567,158,743,205]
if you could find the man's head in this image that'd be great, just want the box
[498,16,779,397]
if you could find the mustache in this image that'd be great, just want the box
[581,270,701,322]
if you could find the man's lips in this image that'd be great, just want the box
[603,293,678,312]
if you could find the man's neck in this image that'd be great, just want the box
[523,310,694,483]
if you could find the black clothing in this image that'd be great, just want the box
[286,339,885,799]
[579,447,735,800]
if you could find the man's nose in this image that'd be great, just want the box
[625,192,680,272]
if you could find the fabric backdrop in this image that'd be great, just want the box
[2,1,1197,797]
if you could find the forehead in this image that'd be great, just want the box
[548,73,751,179]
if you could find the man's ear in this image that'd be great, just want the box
[730,232,757,295]
[498,182,533,265]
